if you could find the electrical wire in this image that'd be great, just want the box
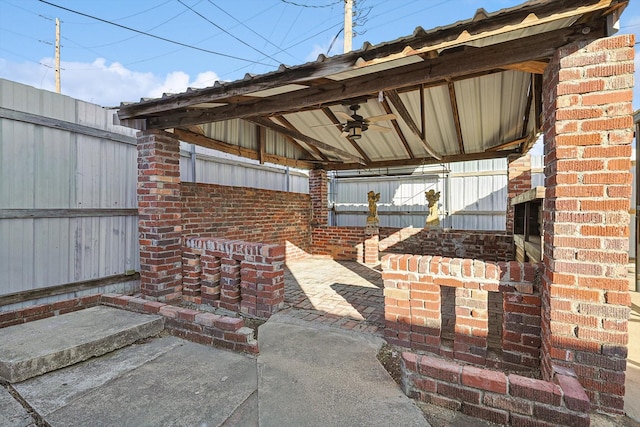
[176,0,283,64]
[206,0,299,63]
[37,0,274,66]
[84,2,193,49]
[280,0,341,8]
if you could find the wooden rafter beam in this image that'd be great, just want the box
[257,125,264,164]
[325,149,520,171]
[486,136,528,151]
[521,74,534,140]
[322,108,372,163]
[533,73,543,130]
[385,89,441,160]
[380,99,414,159]
[135,23,604,131]
[522,130,541,154]
[501,60,548,74]
[172,128,315,169]
[248,116,365,164]
[447,80,465,155]
[273,116,329,162]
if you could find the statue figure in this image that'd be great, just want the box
[367,190,380,224]
[425,189,441,227]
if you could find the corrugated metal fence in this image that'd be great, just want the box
[331,158,545,231]
[0,80,140,308]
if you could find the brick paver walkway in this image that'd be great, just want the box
[283,257,385,335]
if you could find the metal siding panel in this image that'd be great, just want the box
[455,72,529,153]
[0,219,34,295]
[76,136,102,208]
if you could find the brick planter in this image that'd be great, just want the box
[182,237,285,319]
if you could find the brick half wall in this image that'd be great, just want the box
[181,182,311,261]
[379,227,514,262]
[382,254,541,371]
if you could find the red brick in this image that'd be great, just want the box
[533,403,589,427]
[509,375,562,406]
[418,354,461,383]
[214,316,244,331]
[461,403,509,425]
[437,382,480,404]
[555,374,591,412]
[483,393,533,415]
[461,366,507,393]
[510,414,559,427]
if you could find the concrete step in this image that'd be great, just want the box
[0,306,163,383]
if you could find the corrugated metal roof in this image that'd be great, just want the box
[117,0,628,171]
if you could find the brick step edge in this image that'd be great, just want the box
[100,294,259,354]
[402,351,590,427]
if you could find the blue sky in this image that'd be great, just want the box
[0,0,639,108]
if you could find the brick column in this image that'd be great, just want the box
[137,130,182,301]
[309,168,328,226]
[364,234,379,264]
[506,154,532,233]
[541,35,634,413]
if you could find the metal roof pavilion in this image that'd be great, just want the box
[117,0,629,171]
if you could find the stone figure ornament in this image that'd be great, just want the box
[367,190,381,224]
[425,189,441,227]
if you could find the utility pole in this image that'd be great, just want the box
[344,0,352,53]
[55,18,61,93]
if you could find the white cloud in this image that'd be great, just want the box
[0,57,220,108]
[306,36,344,62]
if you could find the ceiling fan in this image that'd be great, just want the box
[315,104,397,140]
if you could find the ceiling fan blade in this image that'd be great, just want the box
[368,124,393,133]
[310,122,341,128]
[366,113,397,123]
[335,111,355,122]
[340,131,349,138]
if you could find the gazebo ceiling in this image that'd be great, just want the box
[117,0,628,171]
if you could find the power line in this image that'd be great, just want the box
[206,0,299,63]
[222,20,342,79]
[37,0,274,66]
[82,2,192,49]
[176,0,283,64]
[280,0,342,8]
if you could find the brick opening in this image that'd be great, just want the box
[440,286,456,343]
[487,291,503,353]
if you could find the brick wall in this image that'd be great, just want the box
[379,227,514,262]
[310,226,515,263]
[506,154,532,233]
[181,181,311,261]
[382,254,540,371]
[540,35,634,413]
[311,226,365,261]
